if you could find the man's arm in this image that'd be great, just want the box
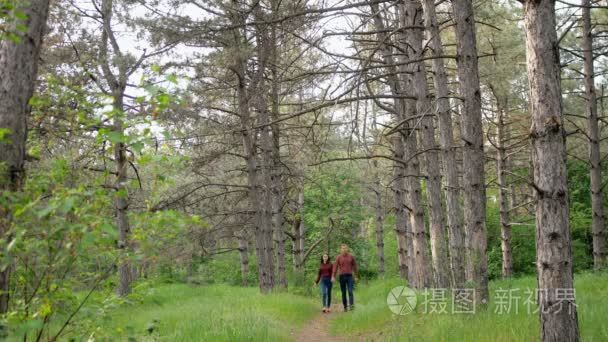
[352,255,358,279]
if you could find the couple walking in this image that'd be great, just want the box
[314,243,358,313]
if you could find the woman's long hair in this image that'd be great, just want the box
[320,253,331,264]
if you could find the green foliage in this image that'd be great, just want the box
[301,167,367,275]
[483,158,599,279]
[0,0,28,43]
[196,253,258,286]
[1,157,117,340]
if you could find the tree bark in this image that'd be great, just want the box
[422,0,466,289]
[269,20,287,289]
[369,2,410,279]
[406,0,449,288]
[292,189,306,272]
[113,95,132,297]
[99,0,133,297]
[396,2,431,289]
[522,0,580,340]
[582,0,607,270]
[0,0,50,313]
[237,232,250,286]
[392,135,411,279]
[451,0,489,302]
[495,96,513,278]
[403,126,432,288]
[229,4,275,292]
[372,164,385,275]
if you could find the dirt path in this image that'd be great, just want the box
[292,303,386,342]
[292,304,345,342]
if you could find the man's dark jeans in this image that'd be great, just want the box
[320,276,332,307]
[339,273,354,309]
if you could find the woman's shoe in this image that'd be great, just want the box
[326,308,331,313]
[322,308,327,313]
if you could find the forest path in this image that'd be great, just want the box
[292,304,345,342]
[292,303,385,342]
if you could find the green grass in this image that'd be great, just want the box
[49,284,318,341]
[330,272,608,341]
[11,273,605,341]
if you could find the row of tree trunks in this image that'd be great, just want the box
[369,2,411,280]
[0,0,51,313]
[582,0,607,270]
[269,9,288,289]
[229,2,275,292]
[522,0,580,340]
[421,0,466,289]
[399,1,432,289]
[451,0,489,303]
[406,0,450,289]
[252,10,278,293]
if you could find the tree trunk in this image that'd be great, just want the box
[269,27,287,289]
[422,0,466,289]
[255,96,276,295]
[397,2,431,289]
[292,189,306,272]
[406,0,449,288]
[495,97,513,278]
[370,2,411,279]
[100,0,133,297]
[582,0,607,270]
[373,165,385,274]
[114,96,132,297]
[0,0,50,313]
[268,0,287,289]
[392,135,411,279]
[403,127,432,289]
[237,233,250,286]
[523,0,580,340]
[228,3,275,293]
[451,0,489,302]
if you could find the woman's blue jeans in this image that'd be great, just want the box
[320,277,332,307]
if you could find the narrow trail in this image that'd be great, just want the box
[292,304,385,342]
[292,304,345,342]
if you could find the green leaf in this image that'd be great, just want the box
[100,222,118,238]
[131,141,145,154]
[60,197,76,213]
[166,74,178,84]
[105,131,126,144]
[37,205,55,218]
[0,128,12,143]
[13,10,28,21]
[157,93,170,106]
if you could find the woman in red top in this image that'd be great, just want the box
[315,253,333,312]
